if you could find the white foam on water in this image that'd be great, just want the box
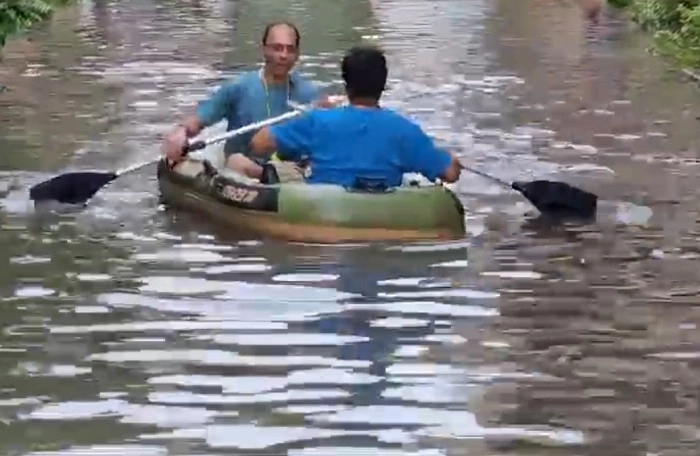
[379,289,500,299]
[21,399,217,428]
[133,249,230,263]
[431,259,468,268]
[481,270,544,279]
[202,263,271,274]
[205,424,346,450]
[377,277,442,287]
[49,320,287,334]
[138,277,356,303]
[371,317,431,328]
[392,345,428,358]
[345,301,498,318]
[25,445,167,456]
[149,389,350,407]
[90,350,370,369]
[290,448,445,456]
[272,273,340,282]
[198,332,368,346]
[381,383,466,404]
[14,286,55,298]
[148,375,288,395]
[287,368,382,386]
[277,405,352,415]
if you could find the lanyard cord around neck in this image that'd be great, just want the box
[259,68,290,117]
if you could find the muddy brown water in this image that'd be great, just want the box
[2,0,700,454]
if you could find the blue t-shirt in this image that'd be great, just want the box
[268,106,453,188]
[195,70,319,160]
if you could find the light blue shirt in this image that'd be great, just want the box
[196,70,320,160]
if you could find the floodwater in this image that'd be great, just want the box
[2,0,700,454]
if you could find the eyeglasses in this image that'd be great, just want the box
[264,43,298,54]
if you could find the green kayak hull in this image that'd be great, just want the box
[156,158,466,243]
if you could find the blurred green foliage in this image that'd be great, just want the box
[610,0,700,67]
[0,0,75,48]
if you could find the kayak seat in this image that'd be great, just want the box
[201,159,218,178]
[260,162,281,185]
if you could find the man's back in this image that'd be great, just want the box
[270,105,453,188]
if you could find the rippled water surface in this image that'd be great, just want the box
[3,0,700,454]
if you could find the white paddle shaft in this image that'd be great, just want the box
[116,108,305,177]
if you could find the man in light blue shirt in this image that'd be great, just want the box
[250,46,462,188]
[163,21,331,180]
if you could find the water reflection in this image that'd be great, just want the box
[16,236,502,453]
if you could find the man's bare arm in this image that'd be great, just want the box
[175,115,204,138]
[250,127,277,156]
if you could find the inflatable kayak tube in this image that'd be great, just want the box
[156,156,466,243]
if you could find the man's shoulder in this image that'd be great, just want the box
[289,70,316,86]
[379,106,413,120]
[376,108,423,131]
[205,72,257,98]
[290,71,320,101]
[308,107,414,134]
[307,106,355,122]
[226,70,260,88]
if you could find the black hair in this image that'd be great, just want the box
[341,46,387,101]
[261,21,300,48]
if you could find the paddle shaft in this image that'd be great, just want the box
[115,108,304,177]
[460,164,512,189]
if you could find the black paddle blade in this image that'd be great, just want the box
[511,180,598,219]
[29,171,118,205]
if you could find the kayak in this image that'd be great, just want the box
[156,156,466,243]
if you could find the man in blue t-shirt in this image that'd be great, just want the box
[249,46,462,187]
[163,21,332,181]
